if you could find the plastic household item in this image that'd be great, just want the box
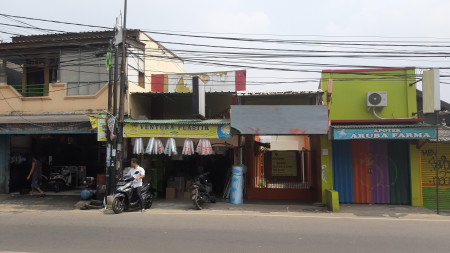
[230,164,244,204]
[81,189,92,200]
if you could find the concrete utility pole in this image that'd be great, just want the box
[116,0,128,183]
[106,39,113,196]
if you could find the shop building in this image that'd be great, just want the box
[416,90,450,209]
[0,30,183,193]
[320,68,434,206]
[230,90,328,202]
[122,71,245,200]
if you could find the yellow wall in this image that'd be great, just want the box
[128,33,184,94]
[409,143,421,206]
[0,82,110,114]
[320,135,333,203]
[321,68,417,120]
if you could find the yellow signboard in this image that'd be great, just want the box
[123,123,230,139]
[97,118,107,141]
[272,151,297,176]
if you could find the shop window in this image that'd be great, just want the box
[138,71,145,88]
[255,150,312,189]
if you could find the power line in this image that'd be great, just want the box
[3,13,450,48]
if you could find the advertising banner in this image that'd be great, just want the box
[333,127,436,140]
[97,118,107,141]
[123,123,230,139]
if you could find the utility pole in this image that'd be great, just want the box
[117,0,128,182]
[106,39,113,195]
[109,23,120,192]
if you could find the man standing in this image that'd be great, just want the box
[129,158,145,212]
[26,156,45,197]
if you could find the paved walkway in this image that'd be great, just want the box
[1,193,448,219]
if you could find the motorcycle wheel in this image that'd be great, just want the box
[54,181,63,193]
[145,194,153,209]
[193,195,203,210]
[210,194,216,203]
[112,197,125,214]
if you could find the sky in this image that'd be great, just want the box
[1,0,450,102]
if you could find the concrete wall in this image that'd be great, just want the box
[127,33,183,95]
[320,135,333,203]
[321,68,417,120]
[0,82,109,114]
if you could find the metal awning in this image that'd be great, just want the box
[0,114,90,124]
[124,118,230,125]
[0,114,93,134]
[230,105,328,135]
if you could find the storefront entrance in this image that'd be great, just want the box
[332,140,411,204]
[9,134,103,193]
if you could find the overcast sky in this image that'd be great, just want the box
[1,0,450,102]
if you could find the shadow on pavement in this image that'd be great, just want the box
[0,194,80,212]
[2,193,449,218]
[338,203,441,218]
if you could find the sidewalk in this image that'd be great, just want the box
[1,193,449,218]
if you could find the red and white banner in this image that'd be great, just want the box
[151,70,246,93]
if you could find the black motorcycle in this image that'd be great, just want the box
[191,172,216,210]
[112,172,153,214]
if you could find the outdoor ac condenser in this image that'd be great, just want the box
[367,92,387,107]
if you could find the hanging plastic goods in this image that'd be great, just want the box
[164,139,171,156]
[164,138,178,156]
[171,138,178,155]
[203,139,214,155]
[155,139,165,155]
[206,139,214,155]
[196,139,214,155]
[183,139,195,156]
[133,138,144,154]
[146,137,155,154]
[182,139,190,156]
[196,139,203,154]
[190,139,195,154]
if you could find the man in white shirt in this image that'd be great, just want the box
[129,158,145,212]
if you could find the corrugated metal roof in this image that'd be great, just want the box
[0,114,89,124]
[237,90,323,96]
[124,118,230,125]
[10,30,139,43]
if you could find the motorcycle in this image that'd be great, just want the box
[48,166,72,192]
[112,171,153,214]
[191,172,216,210]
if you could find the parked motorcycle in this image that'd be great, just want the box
[112,172,153,214]
[191,172,216,210]
[48,166,72,192]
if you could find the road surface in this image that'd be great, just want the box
[1,209,450,253]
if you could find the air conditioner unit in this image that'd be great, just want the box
[367,92,387,107]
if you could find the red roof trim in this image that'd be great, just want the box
[331,118,424,123]
[322,67,415,73]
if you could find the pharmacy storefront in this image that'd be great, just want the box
[331,125,435,205]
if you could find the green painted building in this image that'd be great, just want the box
[319,68,429,207]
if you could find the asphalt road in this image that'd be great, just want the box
[1,209,450,253]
